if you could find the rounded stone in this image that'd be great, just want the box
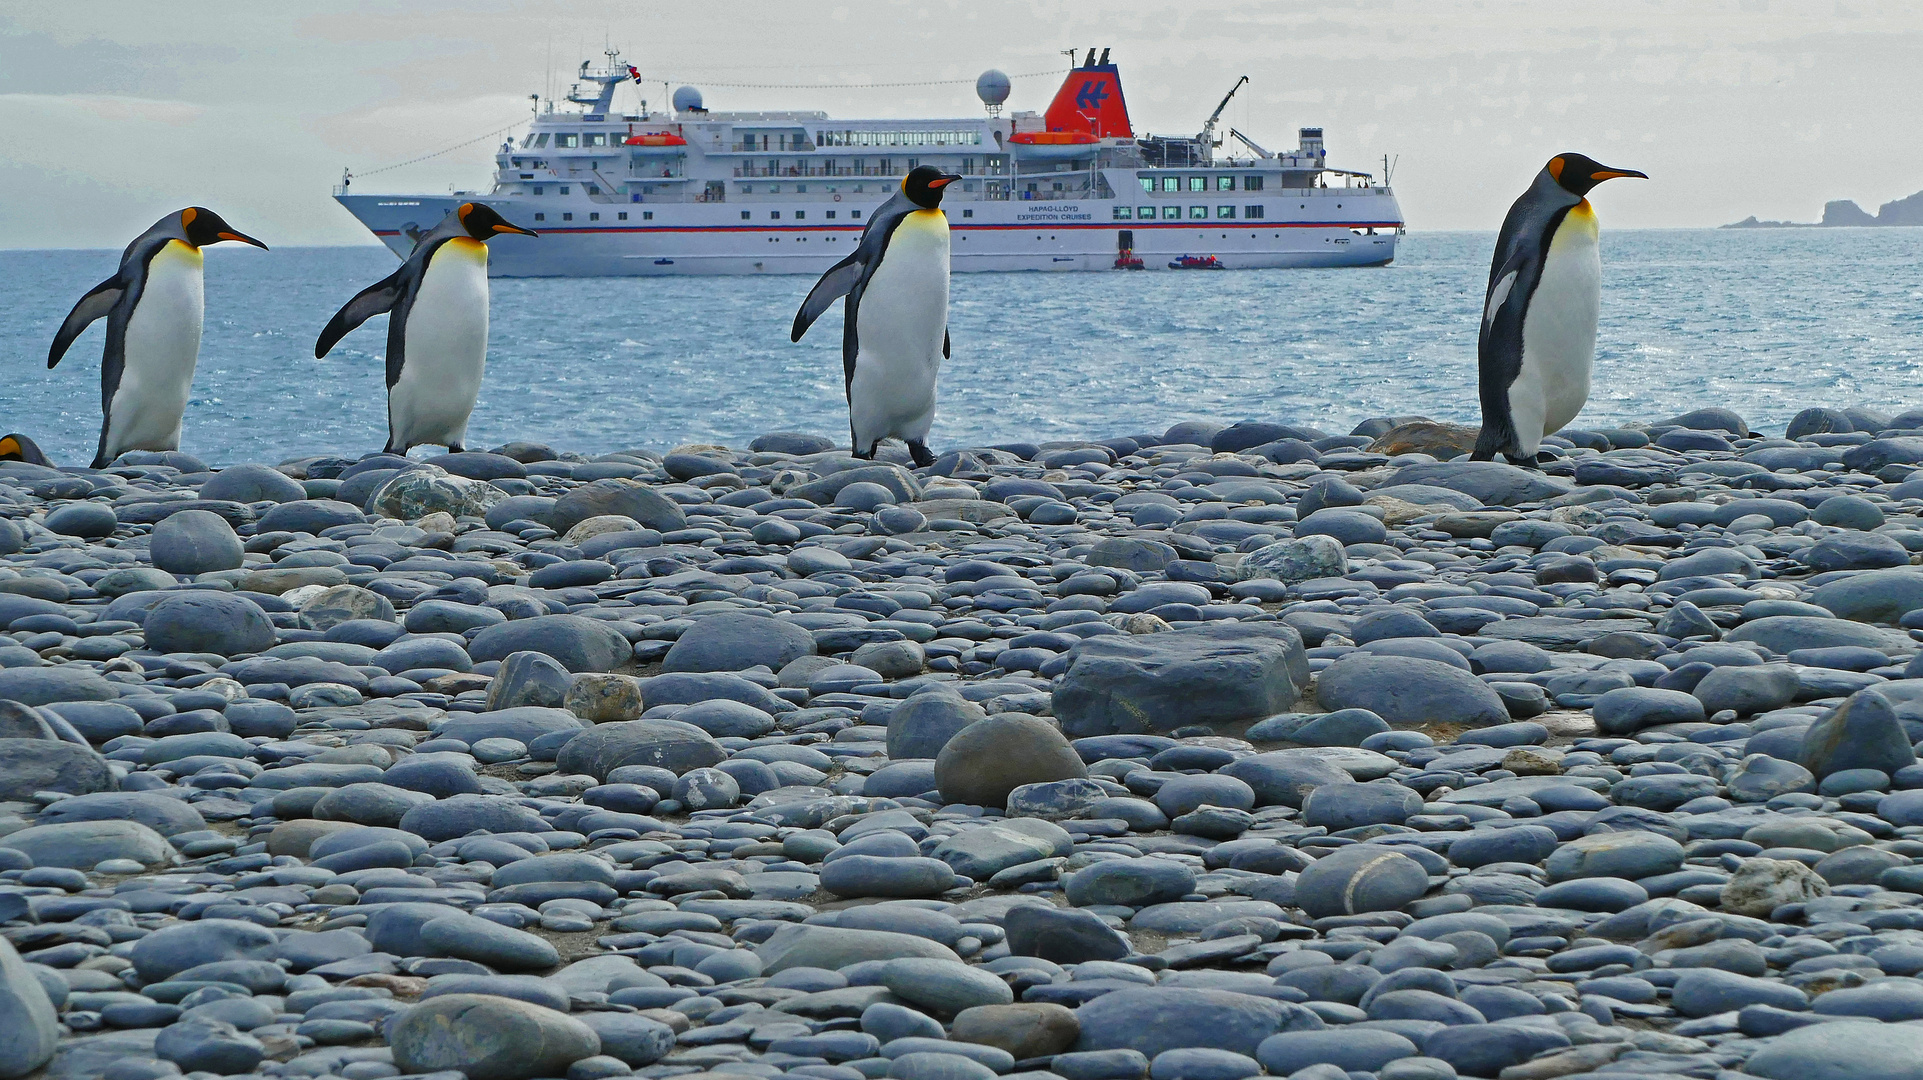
[142,591,276,657]
[388,993,602,1080]
[150,510,244,575]
[1294,846,1428,918]
[44,502,118,538]
[1065,858,1196,908]
[935,713,1088,808]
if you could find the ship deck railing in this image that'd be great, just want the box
[728,165,1009,179]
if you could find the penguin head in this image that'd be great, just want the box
[1545,154,1647,196]
[903,166,962,210]
[180,207,268,250]
[0,433,52,466]
[458,202,539,240]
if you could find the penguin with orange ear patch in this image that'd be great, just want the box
[0,434,52,466]
[316,202,536,455]
[47,207,267,468]
[1473,153,1645,466]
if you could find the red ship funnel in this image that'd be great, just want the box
[1043,59,1132,139]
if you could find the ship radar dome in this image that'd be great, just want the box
[672,85,705,113]
[976,69,1011,112]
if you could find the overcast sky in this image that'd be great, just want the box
[5,0,1921,248]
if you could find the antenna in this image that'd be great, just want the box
[1060,48,1079,67]
[1098,48,1109,65]
[1083,48,1096,67]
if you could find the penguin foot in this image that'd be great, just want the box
[1536,450,1557,464]
[1502,453,1540,470]
[852,446,874,461]
[447,444,465,455]
[907,440,936,469]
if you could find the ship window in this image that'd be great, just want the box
[1189,205,1207,219]
[1245,205,1264,218]
[1162,206,1180,220]
[533,213,545,221]
[1244,175,1264,191]
[559,186,570,195]
[1216,176,1235,191]
[1188,177,1206,192]
[585,133,605,147]
[1139,178,1154,193]
[1113,207,1132,220]
[643,211,652,220]
[556,133,578,148]
[1139,206,1154,219]
[585,185,599,195]
[826,210,836,219]
[589,212,600,221]
[562,213,573,221]
[617,212,627,220]
[1160,177,1179,192]
[770,211,780,219]
[962,209,972,218]
[532,134,549,148]
[1217,205,1235,219]
[741,211,751,220]
[794,211,805,219]
[533,186,544,195]
[851,210,862,220]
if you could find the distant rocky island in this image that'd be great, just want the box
[1724,188,1923,228]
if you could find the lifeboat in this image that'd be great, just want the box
[624,133,688,154]
[1009,130,1098,162]
[1168,254,1224,270]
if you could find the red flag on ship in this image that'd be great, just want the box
[627,65,643,83]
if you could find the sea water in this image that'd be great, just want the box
[2,228,1919,465]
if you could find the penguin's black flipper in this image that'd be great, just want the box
[315,270,406,359]
[943,328,950,360]
[48,274,125,369]
[1472,244,1541,463]
[792,250,863,342]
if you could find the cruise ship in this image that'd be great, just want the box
[334,49,1403,276]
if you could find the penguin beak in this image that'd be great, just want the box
[1588,168,1647,183]
[215,230,270,250]
[928,174,960,189]
[491,223,540,237]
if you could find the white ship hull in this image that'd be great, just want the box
[333,50,1403,278]
[337,193,1398,277]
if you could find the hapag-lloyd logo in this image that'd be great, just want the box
[1016,203,1092,221]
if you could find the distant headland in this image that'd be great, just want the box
[1724,188,1923,228]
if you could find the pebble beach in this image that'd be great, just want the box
[5,404,1923,1080]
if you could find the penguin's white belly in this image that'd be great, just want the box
[391,239,489,449]
[107,240,203,457]
[1513,207,1601,449]
[849,211,948,447]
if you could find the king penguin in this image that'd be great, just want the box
[314,202,537,455]
[47,207,267,468]
[791,165,961,467]
[0,434,52,466]
[1473,153,1646,466]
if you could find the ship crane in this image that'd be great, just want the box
[1228,127,1272,159]
[1198,75,1248,161]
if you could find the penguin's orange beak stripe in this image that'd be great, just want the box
[928,176,956,189]
[492,223,539,237]
[217,231,270,250]
[1590,169,1647,181]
